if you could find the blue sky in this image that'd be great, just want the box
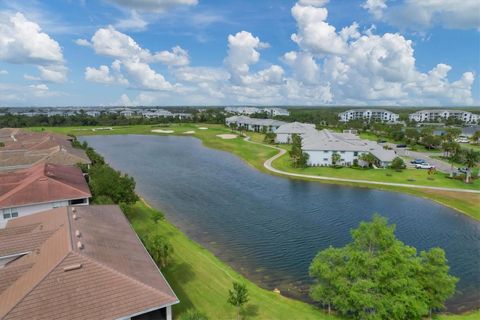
[0,0,478,107]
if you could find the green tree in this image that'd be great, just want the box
[463,149,480,183]
[421,135,442,149]
[359,153,376,168]
[419,248,458,318]
[331,152,341,167]
[89,165,139,204]
[471,131,480,144]
[144,232,173,268]
[390,157,405,170]
[264,132,276,144]
[444,128,461,142]
[289,134,309,168]
[227,282,249,320]
[309,215,457,320]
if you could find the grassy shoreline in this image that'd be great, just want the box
[30,123,479,220]
[31,124,478,318]
[131,199,479,319]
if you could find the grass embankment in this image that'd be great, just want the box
[130,200,335,319]
[32,124,480,219]
[131,200,479,319]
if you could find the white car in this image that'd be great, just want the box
[415,163,435,169]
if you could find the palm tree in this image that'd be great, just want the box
[331,152,341,167]
[464,149,480,183]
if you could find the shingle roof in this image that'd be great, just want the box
[0,162,91,208]
[302,129,396,162]
[0,205,178,320]
[226,115,286,127]
[274,122,316,134]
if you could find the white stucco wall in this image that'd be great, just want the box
[306,150,365,166]
[0,198,89,228]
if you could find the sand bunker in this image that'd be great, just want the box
[151,129,174,133]
[183,131,195,134]
[216,134,238,140]
[198,127,208,130]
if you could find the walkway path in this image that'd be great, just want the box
[244,137,480,194]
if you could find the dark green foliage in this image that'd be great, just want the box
[390,157,406,170]
[331,152,341,167]
[263,132,276,144]
[228,282,249,320]
[89,164,139,205]
[309,215,458,320]
[151,210,165,224]
[143,231,173,268]
[359,153,376,168]
[179,310,209,320]
[0,109,225,128]
[289,134,309,168]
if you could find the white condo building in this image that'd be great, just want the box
[274,122,316,143]
[302,129,396,168]
[339,109,399,123]
[409,110,479,123]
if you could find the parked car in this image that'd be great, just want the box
[377,139,387,143]
[396,144,407,148]
[415,163,435,169]
[457,167,468,174]
[410,159,426,164]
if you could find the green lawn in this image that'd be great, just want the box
[130,200,479,319]
[130,201,336,320]
[273,153,480,190]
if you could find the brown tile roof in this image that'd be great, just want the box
[0,205,178,319]
[0,162,91,209]
[0,129,90,170]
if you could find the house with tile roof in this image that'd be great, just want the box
[0,162,91,227]
[0,129,90,171]
[0,205,179,320]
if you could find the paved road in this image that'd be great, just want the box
[244,137,480,194]
[394,148,454,173]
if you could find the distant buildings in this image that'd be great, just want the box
[302,129,396,168]
[225,107,290,117]
[0,129,90,171]
[408,109,479,124]
[225,116,286,132]
[274,122,316,143]
[339,109,399,123]
[142,109,173,118]
[0,163,91,227]
[0,205,179,319]
[225,107,261,115]
[263,107,290,117]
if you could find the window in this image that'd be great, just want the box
[323,158,328,161]
[354,151,358,156]
[2,208,18,220]
[340,151,345,154]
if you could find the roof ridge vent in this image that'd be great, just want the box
[75,230,81,238]
[77,241,83,250]
[63,264,82,272]
[72,213,77,220]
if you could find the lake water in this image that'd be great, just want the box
[82,135,480,312]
